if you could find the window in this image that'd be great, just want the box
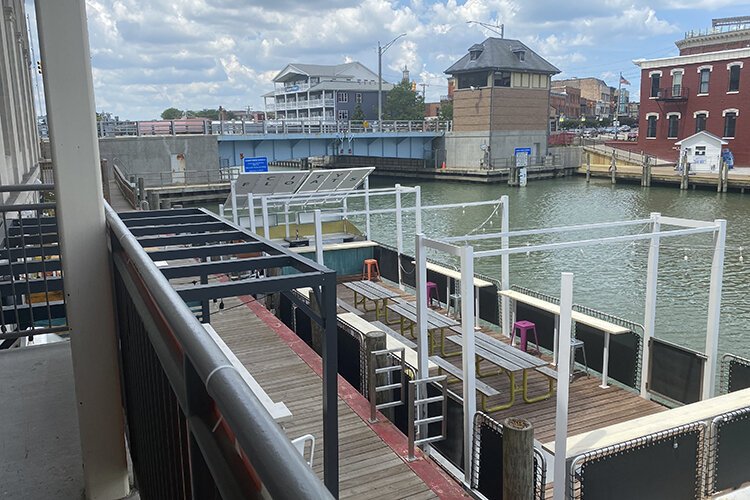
[724,112,737,138]
[695,146,706,156]
[695,113,707,133]
[650,73,660,98]
[457,71,487,89]
[337,109,349,120]
[647,115,657,138]
[355,93,362,104]
[699,69,710,94]
[667,114,679,138]
[729,65,741,92]
[493,71,511,87]
[337,92,348,103]
[672,71,683,97]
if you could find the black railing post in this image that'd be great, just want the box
[321,271,339,498]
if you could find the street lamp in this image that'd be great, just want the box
[378,33,406,130]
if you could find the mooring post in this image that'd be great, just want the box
[137,177,145,203]
[585,152,591,183]
[503,418,535,500]
[609,151,616,185]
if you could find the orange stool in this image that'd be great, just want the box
[362,259,380,281]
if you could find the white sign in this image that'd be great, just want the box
[519,167,528,187]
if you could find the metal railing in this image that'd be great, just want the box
[97,119,452,137]
[407,375,448,461]
[368,347,407,422]
[653,86,689,100]
[720,353,750,394]
[122,167,240,189]
[0,183,67,347]
[112,163,137,209]
[105,203,332,499]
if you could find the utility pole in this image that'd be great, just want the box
[377,33,406,130]
[419,82,430,99]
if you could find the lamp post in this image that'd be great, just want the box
[378,33,406,130]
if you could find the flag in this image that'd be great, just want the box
[620,75,631,86]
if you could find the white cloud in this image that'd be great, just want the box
[23,0,712,117]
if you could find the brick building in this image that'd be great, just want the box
[634,17,750,166]
[443,37,559,167]
[552,77,611,117]
[550,85,582,119]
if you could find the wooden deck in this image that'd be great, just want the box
[207,294,464,499]
[336,281,664,444]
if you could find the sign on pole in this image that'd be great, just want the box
[515,147,531,187]
[243,156,269,173]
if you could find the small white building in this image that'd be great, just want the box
[675,131,728,173]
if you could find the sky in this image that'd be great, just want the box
[24,0,750,120]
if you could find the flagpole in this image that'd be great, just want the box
[614,72,623,141]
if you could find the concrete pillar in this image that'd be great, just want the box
[35,1,130,498]
[0,6,22,183]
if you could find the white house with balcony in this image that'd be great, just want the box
[263,62,393,122]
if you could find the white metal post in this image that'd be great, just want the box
[415,185,422,234]
[460,245,476,486]
[553,272,574,500]
[364,176,371,240]
[314,209,324,265]
[395,183,404,290]
[415,234,430,447]
[35,1,130,497]
[703,219,727,399]
[284,202,290,239]
[640,212,661,399]
[219,203,225,219]
[230,179,238,225]
[247,193,257,233]
[500,195,511,336]
[261,196,270,240]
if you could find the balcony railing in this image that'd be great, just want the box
[653,86,689,101]
[105,204,337,498]
[0,183,67,349]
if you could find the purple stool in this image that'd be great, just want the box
[511,320,540,354]
[426,281,439,307]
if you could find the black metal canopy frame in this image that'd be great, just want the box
[106,204,339,497]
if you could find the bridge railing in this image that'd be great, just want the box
[97,119,452,138]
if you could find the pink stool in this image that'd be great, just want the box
[511,320,540,354]
[426,281,439,307]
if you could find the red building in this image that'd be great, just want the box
[635,18,750,166]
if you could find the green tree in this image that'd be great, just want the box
[383,80,424,120]
[161,107,183,120]
[438,101,453,121]
[351,104,365,121]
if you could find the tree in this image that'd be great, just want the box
[438,101,453,121]
[383,80,425,120]
[351,104,365,121]
[161,107,183,120]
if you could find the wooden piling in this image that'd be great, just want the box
[503,417,534,500]
[609,151,617,185]
[586,153,591,183]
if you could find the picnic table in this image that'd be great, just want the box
[386,300,459,357]
[446,330,556,411]
[343,280,401,321]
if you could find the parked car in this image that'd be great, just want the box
[627,130,638,141]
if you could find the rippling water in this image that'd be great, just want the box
[345,176,750,359]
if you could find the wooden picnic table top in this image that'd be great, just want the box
[499,289,631,335]
[445,334,547,372]
[387,300,459,329]
[343,280,401,300]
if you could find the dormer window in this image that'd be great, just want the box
[513,49,526,62]
[468,44,484,61]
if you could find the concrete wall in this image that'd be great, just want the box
[98,135,219,177]
[445,131,489,169]
[445,130,549,168]
[0,0,40,202]
[549,145,582,168]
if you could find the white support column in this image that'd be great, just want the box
[247,193,256,233]
[284,202,290,239]
[415,185,422,234]
[703,219,726,399]
[640,212,661,399]
[395,183,404,290]
[261,196,270,239]
[230,179,238,225]
[460,245,476,486]
[314,209,324,265]
[364,176,371,240]
[35,1,130,498]
[500,196,510,336]
[553,272,574,500]
[414,234,430,446]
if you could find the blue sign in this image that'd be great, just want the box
[243,156,269,173]
[514,147,532,156]
[722,149,734,169]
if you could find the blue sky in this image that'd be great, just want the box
[26,0,750,119]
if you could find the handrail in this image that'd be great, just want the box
[104,202,332,499]
[111,163,137,208]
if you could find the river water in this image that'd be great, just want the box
[349,176,750,361]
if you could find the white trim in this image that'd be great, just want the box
[666,112,681,118]
[727,91,740,94]
[646,112,659,119]
[722,108,739,117]
[634,47,750,70]
[727,61,744,69]
[670,68,684,76]
[694,110,709,118]
[697,65,714,72]
[696,93,709,97]
[648,70,663,77]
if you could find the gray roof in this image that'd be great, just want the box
[262,81,394,98]
[273,62,381,83]
[444,38,560,76]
